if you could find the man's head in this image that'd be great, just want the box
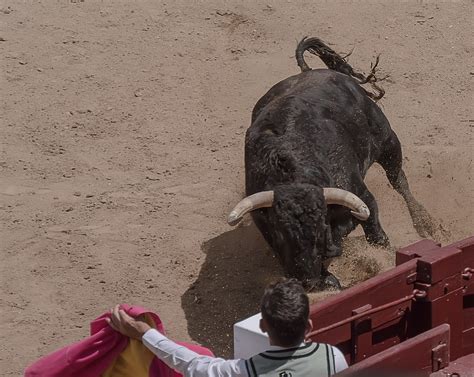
[259,278,312,347]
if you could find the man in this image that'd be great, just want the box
[107,278,348,376]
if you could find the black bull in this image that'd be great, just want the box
[228,37,435,290]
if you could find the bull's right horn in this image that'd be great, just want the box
[323,188,370,221]
[227,191,274,225]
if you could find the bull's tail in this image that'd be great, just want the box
[295,36,385,101]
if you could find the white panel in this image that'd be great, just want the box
[233,313,270,359]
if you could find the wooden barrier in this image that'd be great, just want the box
[306,236,474,375]
[336,324,450,376]
[308,259,417,364]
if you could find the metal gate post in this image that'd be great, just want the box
[350,304,372,364]
[415,246,465,360]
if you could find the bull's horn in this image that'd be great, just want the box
[323,188,370,221]
[227,191,274,225]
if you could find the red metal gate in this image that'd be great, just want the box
[306,236,474,375]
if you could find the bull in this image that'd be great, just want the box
[228,37,435,290]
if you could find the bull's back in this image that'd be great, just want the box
[253,69,375,122]
[251,68,392,153]
[246,69,393,191]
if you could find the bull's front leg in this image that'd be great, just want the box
[358,186,390,247]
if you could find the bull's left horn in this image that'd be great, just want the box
[323,188,370,221]
[227,191,274,225]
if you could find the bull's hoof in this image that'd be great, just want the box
[366,233,390,248]
[323,274,342,290]
[412,210,436,239]
[303,274,342,291]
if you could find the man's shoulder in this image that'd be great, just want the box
[250,342,324,360]
[245,342,342,377]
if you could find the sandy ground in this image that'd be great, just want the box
[1,0,473,375]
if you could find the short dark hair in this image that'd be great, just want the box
[260,278,309,346]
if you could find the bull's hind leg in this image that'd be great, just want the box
[377,132,436,238]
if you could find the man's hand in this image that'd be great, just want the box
[106,305,152,340]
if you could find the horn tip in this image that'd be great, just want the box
[227,211,242,226]
[351,206,370,221]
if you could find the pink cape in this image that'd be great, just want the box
[25,305,213,377]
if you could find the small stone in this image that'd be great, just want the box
[134,89,144,97]
[18,60,27,65]
[73,191,81,196]
[65,207,73,212]
[145,175,160,181]
[85,194,94,198]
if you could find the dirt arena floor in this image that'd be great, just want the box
[1,1,472,375]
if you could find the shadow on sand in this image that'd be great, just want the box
[181,223,397,358]
[181,222,283,358]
